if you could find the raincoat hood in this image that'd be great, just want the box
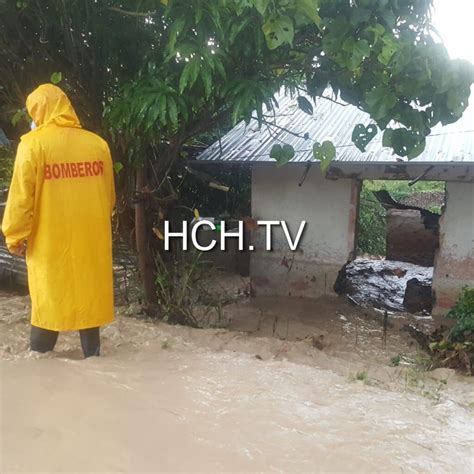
[26,83,81,129]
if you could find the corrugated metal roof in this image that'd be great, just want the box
[197,92,474,164]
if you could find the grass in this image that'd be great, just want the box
[390,352,432,370]
[390,352,447,403]
[349,370,370,384]
[363,180,445,201]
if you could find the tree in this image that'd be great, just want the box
[1,0,473,313]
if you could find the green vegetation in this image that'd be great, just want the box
[0,145,14,189]
[349,370,370,384]
[154,250,204,328]
[154,249,232,328]
[425,288,474,374]
[1,0,472,313]
[389,353,447,401]
[392,290,474,374]
[364,180,445,201]
[357,184,387,256]
[446,287,474,343]
[357,180,445,256]
[175,164,251,219]
[390,352,432,371]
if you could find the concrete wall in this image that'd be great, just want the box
[250,163,358,297]
[386,209,439,266]
[433,182,474,315]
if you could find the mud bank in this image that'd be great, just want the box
[1,291,473,472]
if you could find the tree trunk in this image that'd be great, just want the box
[135,164,158,314]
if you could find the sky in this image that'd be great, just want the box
[431,0,474,63]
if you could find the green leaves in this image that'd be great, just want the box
[313,141,336,172]
[227,80,276,124]
[179,59,200,93]
[377,35,398,65]
[297,96,313,115]
[447,87,469,116]
[446,287,474,343]
[365,86,397,120]
[270,144,295,167]
[262,14,294,49]
[113,162,124,174]
[352,123,378,152]
[295,0,322,30]
[251,0,270,15]
[11,109,27,127]
[343,38,370,70]
[364,23,385,42]
[50,71,62,84]
[382,128,426,159]
[350,8,371,26]
[104,76,189,142]
[28,0,472,169]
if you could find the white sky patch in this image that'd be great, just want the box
[432,0,474,63]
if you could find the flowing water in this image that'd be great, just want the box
[1,291,473,473]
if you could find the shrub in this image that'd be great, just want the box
[0,144,14,189]
[447,287,474,343]
[356,185,386,256]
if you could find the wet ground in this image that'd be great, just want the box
[1,289,473,472]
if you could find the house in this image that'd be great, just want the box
[196,93,474,316]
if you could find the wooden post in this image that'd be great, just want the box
[135,164,158,314]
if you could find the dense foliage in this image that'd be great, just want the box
[2,0,473,160]
[1,0,473,308]
[0,145,14,189]
[425,288,474,374]
[447,287,474,343]
[357,184,386,256]
[174,164,251,219]
[104,0,474,165]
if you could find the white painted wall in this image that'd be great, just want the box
[250,163,358,297]
[433,182,474,315]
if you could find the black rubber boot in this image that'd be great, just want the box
[30,325,59,353]
[79,327,100,358]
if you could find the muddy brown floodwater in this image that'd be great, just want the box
[1,288,473,473]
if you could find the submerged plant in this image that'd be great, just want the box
[154,249,230,328]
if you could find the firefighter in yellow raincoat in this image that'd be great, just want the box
[2,84,115,357]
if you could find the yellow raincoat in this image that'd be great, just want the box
[2,84,115,331]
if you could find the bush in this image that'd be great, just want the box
[356,185,386,256]
[0,144,14,189]
[447,287,474,343]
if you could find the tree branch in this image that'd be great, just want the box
[107,7,155,18]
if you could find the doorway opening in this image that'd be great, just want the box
[336,180,446,314]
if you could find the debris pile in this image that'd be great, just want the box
[335,258,433,313]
